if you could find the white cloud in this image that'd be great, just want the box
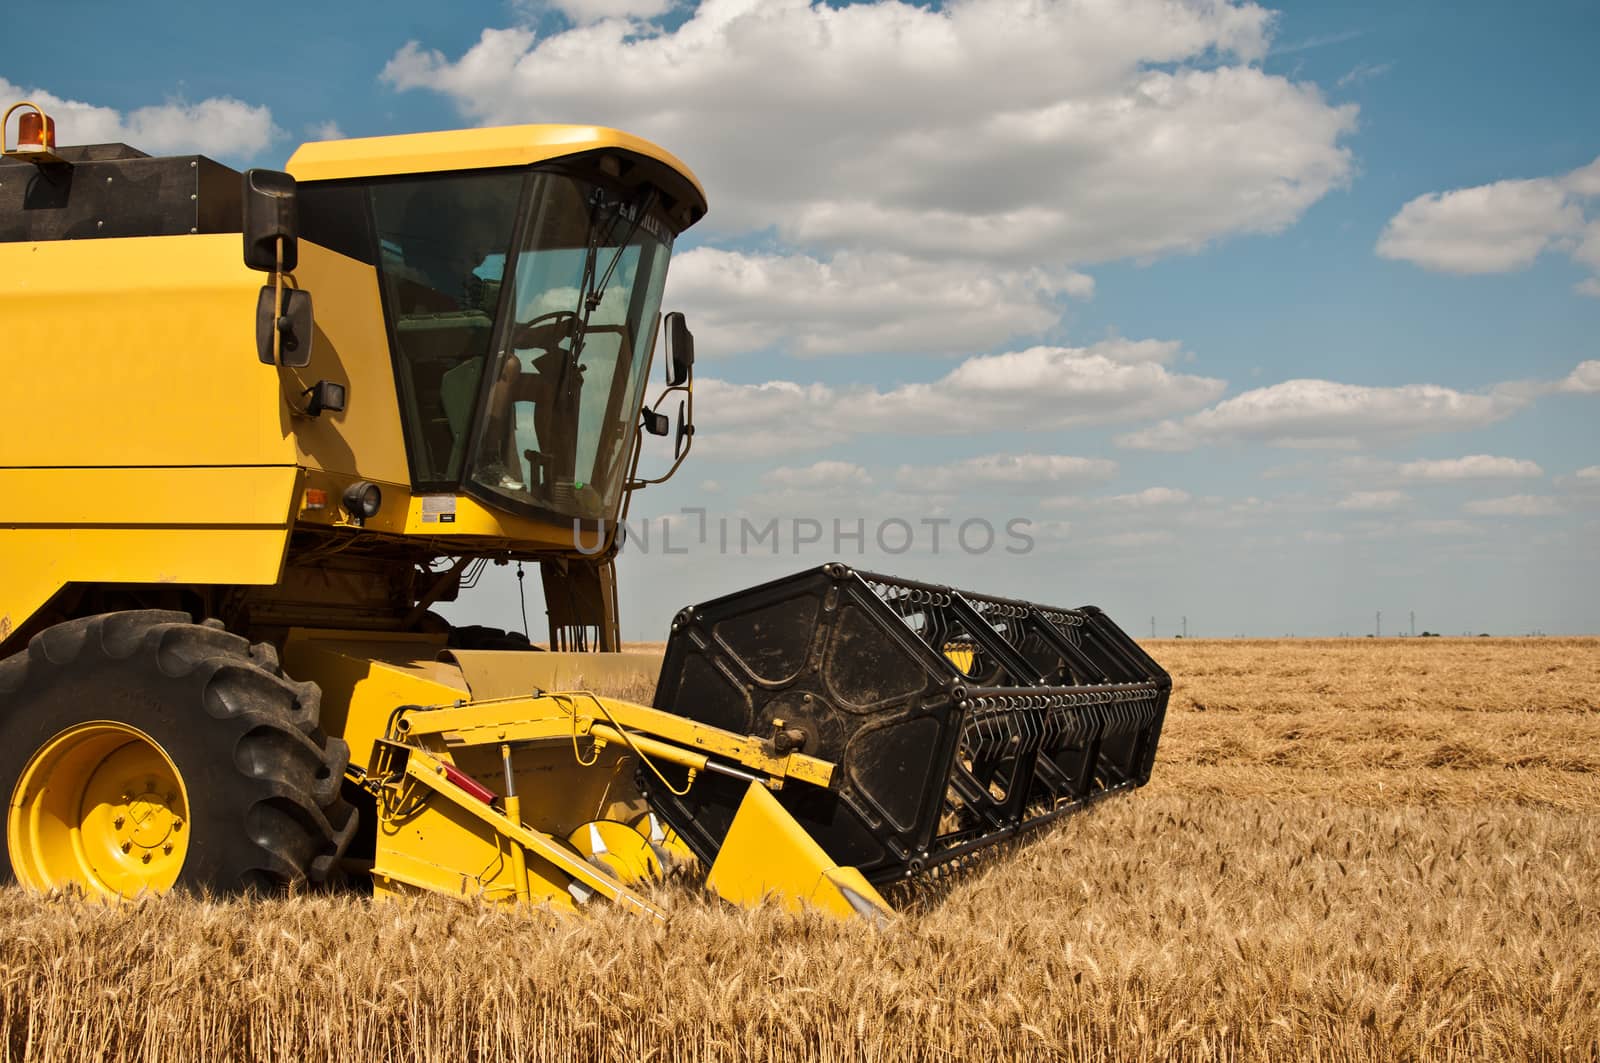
[1559,467,1600,499]
[0,77,278,159]
[1561,360,1600,393]
[1578,278,1600,299]
[1566,158,1600,197]
[1335,61,1392,89]
[307,120,345,141]
[1375,154,1600,285]
[694,338,1222,457]
[1089,338,1186,366]
[895,453,1117,494]
[666,248,1091,357]
[763,461,872,489]
[1117,378,1531,451]
[1394,455,1543,481]
[1464,495,1563,517]
[1101,486,1192,507]
[1405,519,1480,537]
[380,0,1355,265]
[1575,221,1600,271]
[1093,530,1177,549]
[542,0,674,24]
[1336,489,1409,512]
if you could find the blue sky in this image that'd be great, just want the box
[7,0,1597,637]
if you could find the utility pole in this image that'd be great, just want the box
[1182,615,1188,638]
[1410,611,1415,638]
[1150,616,1156,639]
[1376,610,1381,638]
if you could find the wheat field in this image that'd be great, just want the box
[2,638,1597,1061]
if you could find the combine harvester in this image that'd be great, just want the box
[0,102,1169,919]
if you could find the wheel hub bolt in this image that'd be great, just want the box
[121,842,132,853]
[162,844,173,855]
[113,816,125,829]
[141,852,151,864]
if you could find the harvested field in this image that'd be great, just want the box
[3,638,1598,1061]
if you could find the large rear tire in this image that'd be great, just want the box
[0,611,356,897]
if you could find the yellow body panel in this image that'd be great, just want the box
[0,236,287,467]
[706,783,892,922]
[281,632,464,770]
[0,466,300,646]
[284,242,411,487]
[444,649,660,698]
[287,124,706,202]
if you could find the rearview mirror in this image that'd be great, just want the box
[243,169,299,272]
[674,398,693,459]
[664,311,694,386]
[256,285,314,367]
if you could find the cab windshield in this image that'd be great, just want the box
[370,168,673,522]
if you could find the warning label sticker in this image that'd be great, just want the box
[419,495,458,524]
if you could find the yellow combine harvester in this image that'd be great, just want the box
[0,102,1170,919]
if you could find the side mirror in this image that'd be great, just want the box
[664,311,694,386]
[243,169,299,272]
[674,398,693,459]
[256,286,314,367]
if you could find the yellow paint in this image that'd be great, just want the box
[0,467,299,651]
[7,721,191,898]
[567,819,661,885]
[705,783,892,922]
[0,467,301,526]
[444,650,661,699]
[284,242,411,487]
[369,742,662,919]
[945,645,976,672]
[280,632,465,772]
[0,236,291,468]
[287,124,706,206]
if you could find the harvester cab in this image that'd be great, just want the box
[0,103,1169,920]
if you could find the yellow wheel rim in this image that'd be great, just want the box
[567,819,662,885]
[7,721,191,898]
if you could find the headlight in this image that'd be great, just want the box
[342,481,382,520]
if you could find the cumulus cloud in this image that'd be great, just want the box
[1336,490,1409,512]
[1393,455,1544,481]
[1101,486,1193,507]
[1464,495,1563,517]
[666,248,1091,357]
[1116,378,1532,451]
[0,77,278,159]
[1375,154,1600,290]
[895,454,1117,494]
[1578,466,1600,481]
[540,0,674,23]
[380,0,1355,264]
[763,461,873,489]
[1562,360,1600,393]
[692,338,1222,457]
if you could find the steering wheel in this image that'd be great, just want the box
[512,309,579,350]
